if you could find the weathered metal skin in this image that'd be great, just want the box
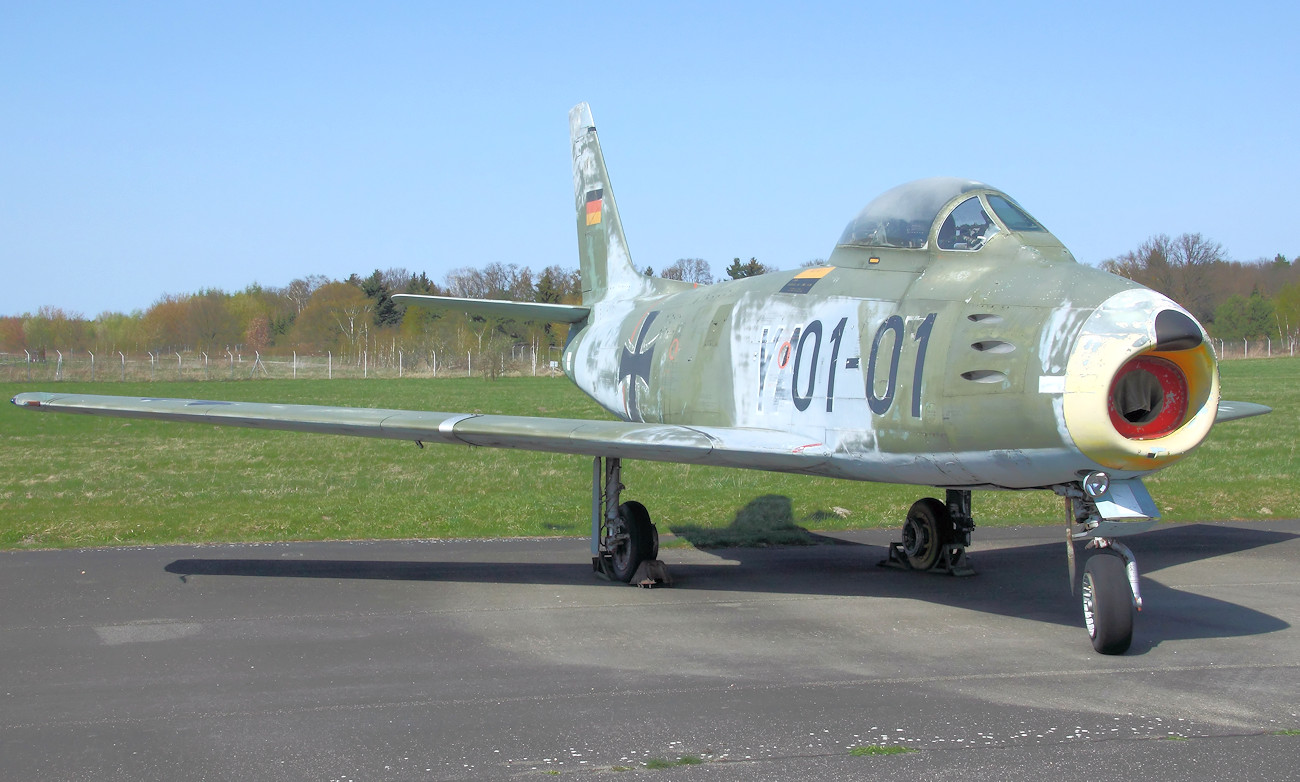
[14,102,1253,497]
[561,104,1220,490]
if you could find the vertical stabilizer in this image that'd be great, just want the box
[570,103,669,304]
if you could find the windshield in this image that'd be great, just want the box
[986,194,1046,232]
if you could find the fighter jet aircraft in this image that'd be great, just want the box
[12,103,1270,655]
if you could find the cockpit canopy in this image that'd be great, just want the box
[837,177,1047,251]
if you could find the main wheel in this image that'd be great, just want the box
[609,501,657,582]
[1082,554,1134,655]
[901,498,951,571]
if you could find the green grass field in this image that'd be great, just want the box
[1,358,1295,549]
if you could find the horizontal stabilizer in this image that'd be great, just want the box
[1215,400,1272,423]
[11,392,830,475]
[392,294,590,324]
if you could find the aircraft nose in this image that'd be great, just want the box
[1061,289,1219,473]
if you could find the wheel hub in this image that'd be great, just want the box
[1081,573,1098,638]
[902,517,929,558]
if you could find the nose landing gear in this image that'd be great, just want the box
[1058,478,1150,655]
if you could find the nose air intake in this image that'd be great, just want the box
[1062,292,1219,473]
[1108,355,1189,440]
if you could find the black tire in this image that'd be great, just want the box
[901,498,951,571]
[1082,554,1134,655]
[621,500,659,561]
[609,501,656,582]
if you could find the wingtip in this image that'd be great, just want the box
[12,393,43,408]
[1215,400,1272,423]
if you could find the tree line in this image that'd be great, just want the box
[1,264,583,370]
[1,257,783,365]
[1100,234,1300,342]
[5,234,1296,365]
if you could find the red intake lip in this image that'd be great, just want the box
[1108,356,1189,440]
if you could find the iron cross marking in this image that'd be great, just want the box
[619,310,660,422]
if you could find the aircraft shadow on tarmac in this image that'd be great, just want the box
[165,496,1294,654]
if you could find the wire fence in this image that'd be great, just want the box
[1,347,565,384]
[1212,338,1297,360]
[2,338,1291,385]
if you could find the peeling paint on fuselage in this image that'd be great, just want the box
[562,250,1176,489]
[564,104,1218,490]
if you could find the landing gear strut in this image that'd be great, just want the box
[591,457,661,583]
[1059,480,1144,655]
[883,489,975,576]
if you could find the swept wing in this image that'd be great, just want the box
[11,392,829,473]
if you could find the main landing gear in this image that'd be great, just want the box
[1058,477,1144,655]
[590,456,667,585]
[883,489,976,576]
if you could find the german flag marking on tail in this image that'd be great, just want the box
[585,189,604,226]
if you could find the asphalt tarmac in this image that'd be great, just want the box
[2,521,1298,781]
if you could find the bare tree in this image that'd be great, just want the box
[661,258,714,284]
[285,274,330,314]
[1101,233,1223,322]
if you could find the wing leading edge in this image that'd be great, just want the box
[11,392,829,474]
[1215,400,1272,423]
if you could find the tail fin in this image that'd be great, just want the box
[570,103,682,304]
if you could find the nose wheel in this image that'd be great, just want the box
[1081,553,1134,654]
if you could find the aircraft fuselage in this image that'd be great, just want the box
[564,185,1218,492]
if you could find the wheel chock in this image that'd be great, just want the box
[631,559,672,588]
[880,543,975,577]
[592,555,615,580]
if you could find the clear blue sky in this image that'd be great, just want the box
[2,1,1296,317]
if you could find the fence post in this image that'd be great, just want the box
[176,352,183,379]
[293,351,297,379]
[468,351,471,377]
[119,351,125,381]
[149,352,157,380]
[24,350,32,382]
[1243,338,1248,358]
[432,350,437,377]
[1267,338,1272,358]
[399,350,403,378]
[89,351,95,382]
[328,351,332,379]
[56,350,63,381]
